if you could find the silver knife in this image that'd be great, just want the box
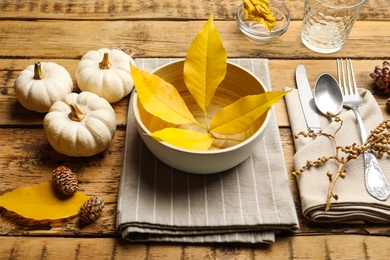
[295,65,322,132]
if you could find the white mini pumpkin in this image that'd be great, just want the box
[75,48,136,103]
[43,91,116,157]
[14,62,73,113]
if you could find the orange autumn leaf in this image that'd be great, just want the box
[0,182,90,220]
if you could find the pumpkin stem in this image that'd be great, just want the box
[33,62,45,80]
[68,104,86,122]
[99,52,112,69]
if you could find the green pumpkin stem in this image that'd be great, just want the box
[33,62,45,80]
[99,52,112,69]
[68,104,86,122]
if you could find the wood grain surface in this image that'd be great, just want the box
[1,0,390,258]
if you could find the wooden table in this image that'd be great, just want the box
[1,0,390,258]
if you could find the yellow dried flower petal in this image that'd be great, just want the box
[243,0,276,31]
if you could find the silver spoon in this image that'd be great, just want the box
[314,73,390,201]
[313,73,343,116]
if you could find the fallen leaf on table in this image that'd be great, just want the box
[0,182,90,220]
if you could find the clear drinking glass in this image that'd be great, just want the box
[301,0,366,54]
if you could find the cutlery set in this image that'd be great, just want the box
[295,60,390,201]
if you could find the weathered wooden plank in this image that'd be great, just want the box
[0,0,388,21]
[1,0,241,20]
[0,236,148,259]
[0,21,389,60]
[1,235,390,259]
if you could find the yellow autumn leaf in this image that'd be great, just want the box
[131,64,199,125]
[210,90,291,135]
[151,128,214,151]
[0,182,90,220]
[184,14,227,112]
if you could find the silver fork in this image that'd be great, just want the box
[337,59,390,201]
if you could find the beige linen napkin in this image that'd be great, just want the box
[116,58,299,243]
[285,88,390,223]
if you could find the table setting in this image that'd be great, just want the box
[116,58,299,244]
[3,0,390,258]
[116,14,301,244]
[117,58,390,244]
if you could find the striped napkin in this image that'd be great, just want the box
[285,88,390,223]
[116,58,299,243]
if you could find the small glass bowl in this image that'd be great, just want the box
[237,1,290,44]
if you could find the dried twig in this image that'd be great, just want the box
[292,113,390,210]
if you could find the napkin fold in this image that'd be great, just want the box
[285,88,390,223]
[116,58,298,244]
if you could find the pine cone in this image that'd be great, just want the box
[370,61,390,95]
[52,166,79,195]
[79,196,105,223]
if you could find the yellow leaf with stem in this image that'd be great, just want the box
[210,90,291,135]
[151,128,214,151]
[184,14,227,115]
[0,182,90,220]
[132,64,200,126]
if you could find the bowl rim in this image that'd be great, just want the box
[132,59,272,155]
[236,1,291,36]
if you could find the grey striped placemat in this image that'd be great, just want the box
[116,58,298,244]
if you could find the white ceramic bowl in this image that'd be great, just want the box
[237,1,290,44]
[131,60,271,174]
